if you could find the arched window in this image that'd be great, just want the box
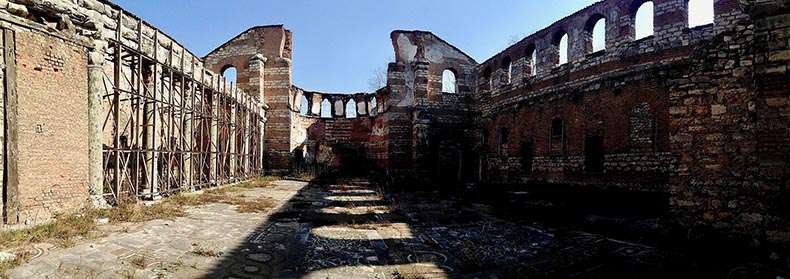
[502,57,512,84]
[635,1,654,40]
[345,100,357,118]
[369,96,378,115]
[300,95,309,115]
[525,44,537,76]
[221,65,237,84]
[586,15,607,53]
[688,0,714,28]
[442,69,457,93]
[320,98,331,118]
[553,31,569,65]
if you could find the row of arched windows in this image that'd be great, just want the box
[483,0,713,85]
[298,95,378,118]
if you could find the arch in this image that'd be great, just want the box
[320,98,331,118]
[688,0,714,28]
[634,1,654,40]
[550,116,564,154]
[220,65,237,84]
[553,31,569,65]
[300,95,309,115]
[525,44,537,76]
[442,68,457,93]
[345,99,357,118]
[551,117,564,139]
[501,56,512,84]
[585,14,607,53]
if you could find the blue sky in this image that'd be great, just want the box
[112,0,712,93]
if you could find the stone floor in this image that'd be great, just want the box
[3,179,709,278]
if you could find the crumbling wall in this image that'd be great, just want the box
[289,87,377,174]
[475,0,745,191]
[204,25,291,174]
[387,31,478,184]
[669,0,790,243]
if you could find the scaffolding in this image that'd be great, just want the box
[101,16,263,201]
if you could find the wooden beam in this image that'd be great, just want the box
[4,29,18,224]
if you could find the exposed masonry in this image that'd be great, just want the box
[0,0,785,249]
[0,0,266,226]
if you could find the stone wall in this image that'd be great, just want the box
[475,0,745,192]
[669,0,790,242]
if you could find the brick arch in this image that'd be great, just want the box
[524,44,537,76]
[584,13,607,53]
[551,30,569,66]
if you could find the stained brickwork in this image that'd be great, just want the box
[205,25,292,174]
[13,30,89,223]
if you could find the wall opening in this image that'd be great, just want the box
[369,97,378,115]
[635,1,654,40]
[688,0,714,28]
[526,44,537,76]
[553,31,569,65]
[442,68,457,93]
[300,95,309,115]
[502,57,512,85]
[221,65,237,84]
[499,127,509,156]
[346,100,357,118]
[320,98,331,118]
[587,15,607,53]
[520,142,534,174]
[550,117,564,154]
[585,136,605,173]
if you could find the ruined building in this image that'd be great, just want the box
[0,0,787,247]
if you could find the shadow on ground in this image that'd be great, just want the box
[199,173,710,279]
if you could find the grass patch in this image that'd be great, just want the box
[191,245,224,257]
[0,211,100,250]
[237,176,278,189]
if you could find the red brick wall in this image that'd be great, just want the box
[13,30,89,223]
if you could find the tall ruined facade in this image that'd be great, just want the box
[0,0,782,248]
[204,0,789,243]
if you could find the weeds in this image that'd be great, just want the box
[0,176,280,275]
[191,245,224,258]
[129,255,148,269]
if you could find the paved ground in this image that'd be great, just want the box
[4,179,691,278]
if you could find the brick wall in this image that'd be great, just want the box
[13,30,89,223]
[204,25,292,174]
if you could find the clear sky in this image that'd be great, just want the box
[111,0,713,93]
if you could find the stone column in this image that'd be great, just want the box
[210,78,219,183]
[183,85,193,188]
[88,51,108,207]
[249,54,267,102]
[229,91,237,179]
